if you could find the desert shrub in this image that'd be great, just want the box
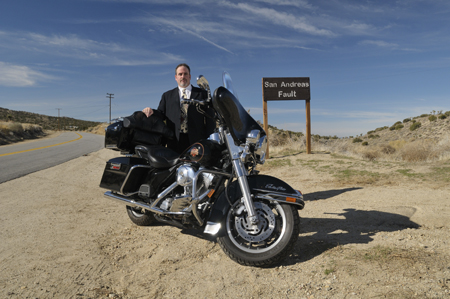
[445,111,450,116]
[428,115,437,122]
[403,118,411,123]
[353,138,363,143]
[363,150,379,161]
[410,122,421,131]
[367,130,375,135]
[420,114,430,117]
[362,141,368,146]
[438,114,447,120]
[390,123,404,130]
[0,123,8,134]
[368,134,379,139]
[375,126,388,132]
[389,140,407,151]
[381,145,396,155]
[269,132,288,146]
[23,124,43,135]
[7,122,24,134]
[400,140,438,162]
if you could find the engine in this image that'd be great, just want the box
[160,165,216,213]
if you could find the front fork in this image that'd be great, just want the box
[224,130,259,225]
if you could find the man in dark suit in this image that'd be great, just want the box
[143,63,215,153]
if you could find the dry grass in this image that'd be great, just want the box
[268,134,450,163]
[268,113,450,163]
[0,121,44,145]
[86,123,109,135]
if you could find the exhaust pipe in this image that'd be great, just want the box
[103,191,184,216]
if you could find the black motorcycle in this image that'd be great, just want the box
[100,72,305,267]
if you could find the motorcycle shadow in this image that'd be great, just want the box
[287,207,420,266]
[303,187,363,201]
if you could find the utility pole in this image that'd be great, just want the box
[106,93,114,124]
[56,108,62,131]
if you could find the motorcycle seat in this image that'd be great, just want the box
[135,145,179,169]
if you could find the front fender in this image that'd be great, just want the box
[207,175,304,230]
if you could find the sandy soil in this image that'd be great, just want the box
[0,148,449,299]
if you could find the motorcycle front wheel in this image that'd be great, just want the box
[217,199,300,267]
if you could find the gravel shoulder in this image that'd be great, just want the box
[0,149,449,298]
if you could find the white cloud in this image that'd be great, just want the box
[0,31,182,66]
[360,40,399,49]
[0,62,55,87]
[144,15,316,50]
[224,2,335,37]
[152,18,234,54]
[253,0,314,9]
[359,39,421,52]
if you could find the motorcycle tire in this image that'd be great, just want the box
[217,200,300,267]
[126,206,156,226]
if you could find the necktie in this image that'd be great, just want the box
[180,89,188,133]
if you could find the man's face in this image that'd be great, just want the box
[175,66,191,88]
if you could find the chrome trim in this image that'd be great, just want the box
[151,181,178,208]
[119,164,152,194]
[252,188,303,199]
[208,132,223,144]
[252,189,305,209]
[204,222,222,235]
[191,189,212,226]
[246,129,261,143]
[104,191,186,216]
[191,168,232,202]
[223,128,258,225]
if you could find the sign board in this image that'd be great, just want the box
[262,77,311,155]
[262,77,310,101]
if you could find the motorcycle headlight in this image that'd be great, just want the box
[245,130,267,164]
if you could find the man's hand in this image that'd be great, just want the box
[142,107,154,117]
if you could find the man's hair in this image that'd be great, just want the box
[175,63,190,74]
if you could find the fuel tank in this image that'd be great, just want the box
[179,140,225,167]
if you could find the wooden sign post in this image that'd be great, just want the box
[262,77,311,157]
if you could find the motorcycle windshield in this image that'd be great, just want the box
[212,86,265,144]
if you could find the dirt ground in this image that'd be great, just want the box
[0,148,449,299]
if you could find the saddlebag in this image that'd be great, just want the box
[99,157,151,193]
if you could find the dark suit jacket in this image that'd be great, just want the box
[156,85,215,151]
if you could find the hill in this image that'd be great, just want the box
[0,107,101,131]
[0,107,103,145]
[267,111,450,162]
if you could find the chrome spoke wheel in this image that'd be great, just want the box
[226,200,287,254]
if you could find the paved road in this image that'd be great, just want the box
[0,132,104,184]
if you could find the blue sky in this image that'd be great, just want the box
[1,0,450,137]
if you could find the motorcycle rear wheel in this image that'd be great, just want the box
[217,199,300,267]
[126,206,156,226]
